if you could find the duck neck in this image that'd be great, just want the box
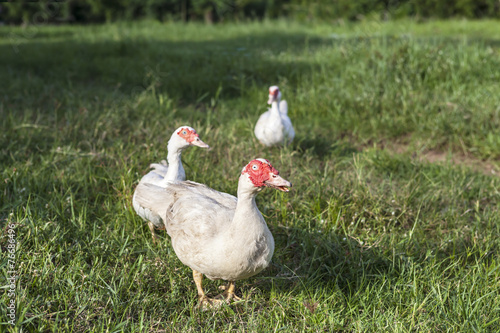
[226,179,274,264]
[270,100,281,116]
[231,178,265,230]
[159,146,185,186]
[236,187,258,213]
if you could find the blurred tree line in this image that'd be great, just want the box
[1,0,499,24]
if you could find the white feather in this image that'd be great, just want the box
[255,87,295,147]
[133,164,292,282]
[132,127,208,230]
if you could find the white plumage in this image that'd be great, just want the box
[254,86,295,146]
[134,158,292,306]
[132,126,209,242]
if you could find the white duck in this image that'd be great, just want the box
[254,86,295,147]
[134,158,291,307]
[132,126,209,242]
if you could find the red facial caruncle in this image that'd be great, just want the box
[242,159,279,187]
[177,127,199,143]
[269,87,279,97]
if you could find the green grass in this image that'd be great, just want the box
[1,19,499,332]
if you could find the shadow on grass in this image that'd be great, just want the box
[0,29,335,170]
[245,220,497,303]
[0,29,329,110]
[2,28,499,109]
[263,225,393,299]
[295,136,359,160]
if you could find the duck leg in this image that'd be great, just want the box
[194,271,237,309]
[216,281,242,302]
[193,270,205,298]
[148,222,158,243]
[193,270,213,308]
[223,281,242,302]
[147,222,166,244]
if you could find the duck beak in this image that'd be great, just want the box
[264,175,292,192]
[191,137,210,149]
[267,94,275,105]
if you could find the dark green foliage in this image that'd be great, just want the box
[1,0,499,25]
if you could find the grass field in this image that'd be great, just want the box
[1,19,499,332]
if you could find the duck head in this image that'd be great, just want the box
[241,158,291,193]
[267,86,282,105]
[168,126,210,151]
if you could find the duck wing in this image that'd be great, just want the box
[137,160,168,186]
[149,160,168,177]
[134,181,237,236]
[282,114,295,143]
[279,100,288,115]
[135,181,237,270]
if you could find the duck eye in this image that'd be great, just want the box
[252,165,258,170]
[182,130,187,135]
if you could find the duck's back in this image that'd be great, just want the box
[164,181,237,238]
[136,181,237,266]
